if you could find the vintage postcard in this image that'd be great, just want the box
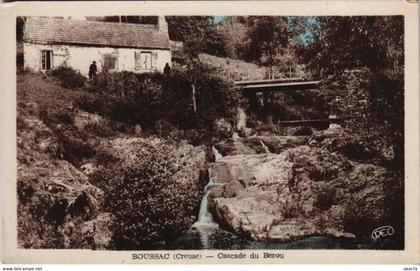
[0,0,419,264]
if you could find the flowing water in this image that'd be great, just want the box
[149,109,372,250]
[191,146,225,248]
[145,144,368,250]
[259,140,271,153]
[237,107,247,131]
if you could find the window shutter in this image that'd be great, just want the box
[151,52,158,69]
[135,51,140,68]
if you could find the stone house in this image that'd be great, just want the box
[23,17,171,75]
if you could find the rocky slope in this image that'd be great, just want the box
[17,114,108,248]
[208,126,403,244]
[16,73,208,249]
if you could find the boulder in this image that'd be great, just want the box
[80,163,97,175]
[208,145,398,242]
[215,136,309,156]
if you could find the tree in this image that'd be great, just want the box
[306,16,403,74]
[204,26,227,56]
[216,17,248,59]
[16,16,27,41]
[166,16,212,42]
[305,16,404,167]
[243,16,290,70]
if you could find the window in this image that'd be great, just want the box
[135,51,152,70]
[103,55,117,72]
[41,50,53,71]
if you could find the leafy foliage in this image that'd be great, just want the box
[166,16,213,42]
[215,18,248,59]
[74,65,240,142]
[304,16,404,168]
[242,16,290,67]
[304,16,403,74]
[106,141,204,249]
[51,66,86,89]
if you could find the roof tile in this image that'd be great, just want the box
[23,17,170,50]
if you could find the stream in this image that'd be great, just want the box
[145,144,368,250]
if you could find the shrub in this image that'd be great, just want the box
[39,107,75,127]
[106,141,203,249]
[74,65,240,141]
[51,66,86,89]
[73,95,105,114]
[54,125,96,167]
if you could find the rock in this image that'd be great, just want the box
[382,145,395,160]
[82,212,114,249]
[329,123,341,130]
[210,163,233,183]
[223,180,243,198]
[208,145,397,242]
[16,113,105,249]
[215,136,309,156]
[134,124,142,135]
[215,140,256,156]
[80,163,97,175]
[286,126,314,136]
[238,127,254,138]
[73,110,102,130]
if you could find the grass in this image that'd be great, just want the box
[199,53,269,81]
[199,53,308,81]
[17,72,89,117]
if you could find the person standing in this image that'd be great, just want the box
[163,62,171,75]
[89,61,97,83]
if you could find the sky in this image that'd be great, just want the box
[212,16,319,45]
[213,16,228,24]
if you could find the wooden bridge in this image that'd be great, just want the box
[234,78,350,126]
[234,78,322,93]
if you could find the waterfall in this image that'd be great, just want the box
[237,107,247,130]
[192,176,220,229]
[192,146,225,248]
[212,145,223,162]
[260,140,271,153]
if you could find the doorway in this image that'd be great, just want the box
[41,50,53,71]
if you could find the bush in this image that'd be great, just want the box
[54,124,96,167]
[73,95,105,114]
[74,65,240,141]
[39,107,75,127]
[51,66,86,89]
[106,141,204,249]
[367,70,404,168]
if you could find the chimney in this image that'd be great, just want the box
[157,16,168,34]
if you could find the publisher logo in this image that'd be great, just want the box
[371,226,394,240]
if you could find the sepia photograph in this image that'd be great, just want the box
[1,0,419,266]
[14,13,406,251]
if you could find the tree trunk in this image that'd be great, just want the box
[191,83,197,114]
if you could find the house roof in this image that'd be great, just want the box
[23,17,170,50]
